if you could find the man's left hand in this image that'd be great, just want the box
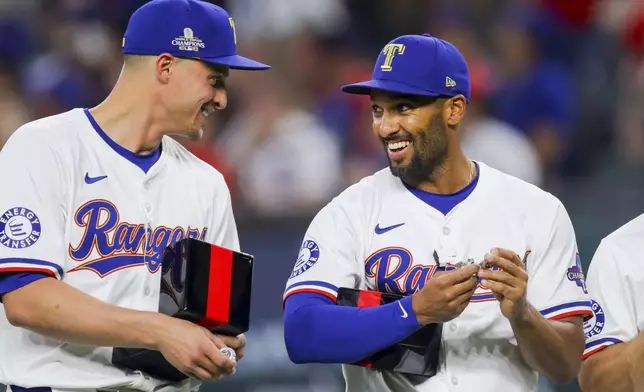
[478,248,529,322]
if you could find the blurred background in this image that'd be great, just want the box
[0,0,643,391]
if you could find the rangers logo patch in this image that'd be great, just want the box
[567,253,587,294]
[584,300,605,339]
[291,240,319,278]
[0,207,42,249]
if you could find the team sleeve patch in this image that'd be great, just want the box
[583,337,623,360]
[0,207,42,249]
[583,299,606,340]
[0,258,64,280]
[283,280,339,303]
[539,300,593,321]
[290,240,320,278]
[582,299,618,360]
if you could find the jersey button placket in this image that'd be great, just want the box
[143,198,153,227]
[141,181,153,230]
[142,196,153,265]
[438,217,458,264]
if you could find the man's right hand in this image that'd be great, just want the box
[411,263,480,325]
[1,277,238,381]
[154,316,237,381]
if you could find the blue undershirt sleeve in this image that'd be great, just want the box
[283,292,423,364]
[0,272,51,303]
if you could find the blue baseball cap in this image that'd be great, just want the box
[122,0,270,71]
[342,34,470,102]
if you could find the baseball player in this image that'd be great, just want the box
[282,34,592,392]
[577,213,644,392]
[0,0,269,391]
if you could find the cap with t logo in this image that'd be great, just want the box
[341,34,469,101]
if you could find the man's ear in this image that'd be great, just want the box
[444,94,467,127]
[156,53,176,84]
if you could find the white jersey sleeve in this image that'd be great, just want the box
[203,174,240,252]
[0,127,67,279]
[283,196,363,303]
[582,237,637,359]
[525,201,592,321]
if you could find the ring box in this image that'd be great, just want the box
[336,287,442,378]
[112,238,254,381]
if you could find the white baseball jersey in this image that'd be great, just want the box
[283,162,591,392]
[0,108,239,391]
[582,213,644,360]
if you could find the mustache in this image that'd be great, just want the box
[380,131,414,143]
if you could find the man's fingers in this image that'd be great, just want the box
[490,248,524,268]
[450,275,480,297]
[234,345,245,361]
[483,253,522,276]
[442,263,480,284]
[205,331,226,349]
[478,269,519,287]
[216,334,245,361]
[480,279,510,296]
[453,283,479,307]
[194,335,234,375]
[185,366,212,381]
[203,333,237,371]
[218,334,245,350]
[194,355,220,377]
[203,351,236,374]
[482,253,529,285]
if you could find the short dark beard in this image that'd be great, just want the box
[386,113,449,185]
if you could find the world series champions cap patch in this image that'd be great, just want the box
[341,34,471,102]
[122,0,270,71]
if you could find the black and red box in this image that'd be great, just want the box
[112,237,254,381]
[336,287,442,378]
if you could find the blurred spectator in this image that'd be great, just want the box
[489,13,576,178]
[225,0,349,44]
[311,36,387,185]
[599,0,644,164]
[177,119,240,200]
[217,73,343,218]
[438,26,543,186]
[0,70,31,149]
[462,108,544,187]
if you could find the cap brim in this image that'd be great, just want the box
[202,54,270,70]
[341,79,439,97]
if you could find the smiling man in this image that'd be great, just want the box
[282,33,591,392]
[0,0,269,391]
